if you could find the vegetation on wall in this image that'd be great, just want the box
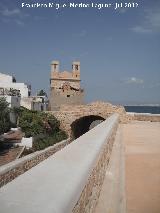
[0,100,67,151]
[16,107,67,151]
[37,89,47,97]
[32,130,67,151]
[0,97,12,135]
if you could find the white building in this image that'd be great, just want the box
[4,96,20,108]
[0,72,48,111]
[0,73,31,98]
[0,95,20,124]
[21,96,48,111]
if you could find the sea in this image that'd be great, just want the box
[124,106,160,114]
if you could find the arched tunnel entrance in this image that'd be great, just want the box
[71,115,105,139]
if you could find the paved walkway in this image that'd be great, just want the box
[95,121,160,213]
[123,121,160,213]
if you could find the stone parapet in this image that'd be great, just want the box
[0,114,119,213]
[47,101,129,136]
[0,138,70,188]
[127,113,160,122]
[72,115,119,213]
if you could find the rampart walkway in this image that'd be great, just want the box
[94,121,160,213]
[123,121,160,213]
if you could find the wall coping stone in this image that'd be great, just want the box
[127,112,160,116]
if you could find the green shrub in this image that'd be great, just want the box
[47,115,60,133]
[55,130,67,141]
[18,108,46,137]
[0,97,12,134]
[32,130,67,151]
[17,107,68,151]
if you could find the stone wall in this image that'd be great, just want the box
[57,101,129,124]
[51,78,80,90]
[50,89,84,110]
[129,113,160,122]
[48,101,129,136]
[0,138,70,188]
[0,114,120,213]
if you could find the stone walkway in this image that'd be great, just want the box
[95,121,160,213]
[123,121,160,213]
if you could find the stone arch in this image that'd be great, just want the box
[71,115,105,139]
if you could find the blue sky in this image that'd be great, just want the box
[0,0,160,104]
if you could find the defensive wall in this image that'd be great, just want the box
[127,112,160,122]
[48,102,160,138]
[48,101,130,138]
[0,114,124,213]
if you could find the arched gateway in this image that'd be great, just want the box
[47,101,129,138]
[71,115,105,139]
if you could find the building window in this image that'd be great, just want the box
[41,98,44,103]
[67,95,70,97]
[0,88,4,95]
[54,64,57,70]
